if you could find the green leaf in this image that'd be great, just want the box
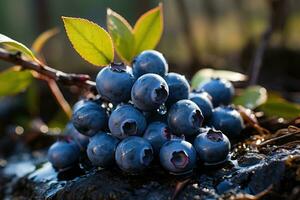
[107,9,134,63]
[0,68,33,96]
[191,68,247,89]
[62,17,114,66]
[259,93,300,120]
[0,33,35,59]
[133,4,163,55]
[234,86,267,109]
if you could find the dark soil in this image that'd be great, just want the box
[1,138,300,200]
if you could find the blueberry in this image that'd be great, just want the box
[159,139,196,174]
[72,100,108,137]
[194,128,231,165]
[208,106,244,138]
[167,100,203,136]
[96,63,135,104]
[143,111,167,124]
[165,72,190,106]
[198,78,234,107]
[115,136,153,173]
[131,73,169,111]
[189,91,213,121]
[132,50,168,78]
[72,99,88,113]
[47,140,80,170]
[143,122,171,154]
[109,104,147,139]
[216,180,235,193]
[64,122,89,149]
[87,132,119,168]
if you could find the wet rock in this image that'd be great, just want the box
[1,147,300,200]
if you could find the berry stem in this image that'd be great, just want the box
[0,48,96,91]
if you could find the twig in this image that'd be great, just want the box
[249,0,288,85]
[0,48,96,90]
[237,106,270,135]
[231,185,273,200]
[249,27,272,85]
[171,178,191,200]
[258,126,300,147]
[47,79,73,119]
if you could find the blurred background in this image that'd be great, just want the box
[0,0,300,145]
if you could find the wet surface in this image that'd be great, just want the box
[1,142,300,200]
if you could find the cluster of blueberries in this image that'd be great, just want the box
[48,50,245,175]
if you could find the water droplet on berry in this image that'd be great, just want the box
[157,104,167,115]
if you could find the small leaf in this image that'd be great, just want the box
[191,68,247,89]
[234,86,267,109]
[133,4,163,55]
[62,17,114,66]
[32,28,60,53]
[0,68,33,96]
[259,93,300,120]
[107,8,134,63]
[0,33,35,59]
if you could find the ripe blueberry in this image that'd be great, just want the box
[198,78,234,107]
[72,100,108,137]
[87,132,119,168]
[159,139,197,174]
[47,140,80,170]
[109,104,147,139]
[64,122,89,149]
[189,91,213,121]
[165,72,190,106]
[96,63,135,104]
[167,99,203,136]
[132,50,168,78]
[72,99,88,113]
[143,121,171,154]
[115,136,153,173]
[143,111,167,124]
[208,106,244,138]
[131,73,169,111]
[194,128,231,165]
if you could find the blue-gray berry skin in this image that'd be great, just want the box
[198,78,234,107]
[189,91,213,121]
[132,50,168,78]
[96,63,135,104]
[87,132,119,168]
[64,122,89,149]
[167,100,203,136]
[165,72,190,106]
[159,139,197,174]
[109,104,147,139]
[143,121,171,154]
[131,73,169,111]
[143,111,167,124]
[73,99,88,113]
[115,136,153,174]
[72,101,108,137]
[47,140,80,170]
[194,128,231,165]
[208,106,244,138]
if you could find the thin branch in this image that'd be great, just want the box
[258,126,300,147]
[47,78,73,119]
[249,27,273,85]
[249,0,288,85]
[0,48,96,91]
